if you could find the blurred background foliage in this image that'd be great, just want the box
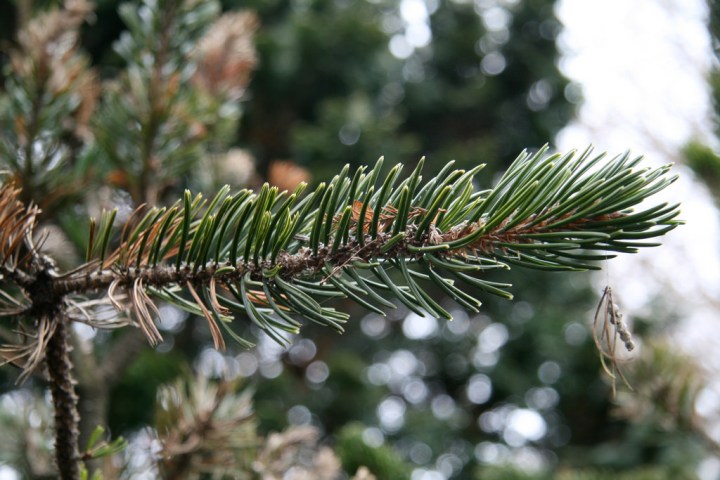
[0,0,714,478]
[685,0,720,203]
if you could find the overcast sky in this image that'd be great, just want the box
[556,0,718,317]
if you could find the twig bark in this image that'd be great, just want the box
[46,313,81,479]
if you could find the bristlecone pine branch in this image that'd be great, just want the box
[1,146,681,361]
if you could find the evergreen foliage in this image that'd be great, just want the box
[1,149,679,358]
[337,422,412,480]
[0,109,682,478]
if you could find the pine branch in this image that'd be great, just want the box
[0,182,83,477]
[0,146,682,354]
[27,147,680,348]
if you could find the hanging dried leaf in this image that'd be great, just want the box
[593,286,635,395]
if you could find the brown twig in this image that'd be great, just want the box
[46,313,81,479]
